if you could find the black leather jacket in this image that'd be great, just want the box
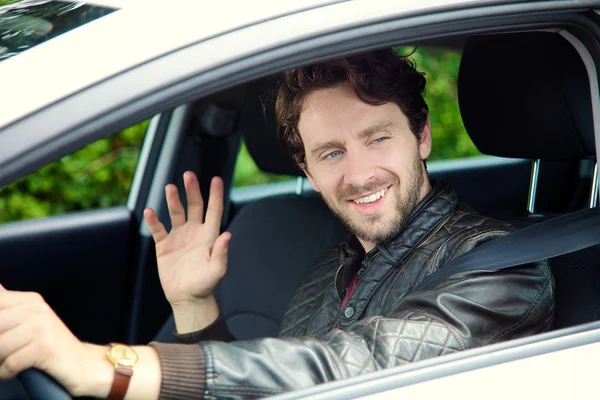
[152,181,554,399]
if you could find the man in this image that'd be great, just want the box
[0,49,554,399]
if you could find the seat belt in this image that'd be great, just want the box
[415,207,600,291]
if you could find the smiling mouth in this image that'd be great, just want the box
[351,186,390,205]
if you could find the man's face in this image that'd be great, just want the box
[298,83,432,251]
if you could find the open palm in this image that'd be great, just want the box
[143,172,230,307]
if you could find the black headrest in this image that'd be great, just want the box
[459,32,595,160]
[240,78,303,176]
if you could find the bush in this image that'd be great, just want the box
[0,122,148,222]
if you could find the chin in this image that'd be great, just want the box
[353,219,399,244]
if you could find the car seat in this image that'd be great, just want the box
[458,32,600,328]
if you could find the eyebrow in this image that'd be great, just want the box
[310,140,344,159]
[357,120,394,141]
[309,120,394,159]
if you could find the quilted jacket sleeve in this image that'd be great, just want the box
[151,260,554,400]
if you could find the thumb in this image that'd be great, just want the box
[210,232,231,270]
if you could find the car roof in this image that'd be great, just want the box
[0,0,486,130]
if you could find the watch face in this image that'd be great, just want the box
[110,344,139,367]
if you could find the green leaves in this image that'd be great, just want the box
[233,141,293,188]
[0,120,148,222]
[405,47,480,161]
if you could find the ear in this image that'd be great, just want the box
[301,164,321,193]
[418,113,432,161]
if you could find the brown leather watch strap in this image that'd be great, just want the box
[106,365,134,400]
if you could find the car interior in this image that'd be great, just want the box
[1,28,600,398]
[157,30,600,342]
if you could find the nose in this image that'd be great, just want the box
[342,147,376,188]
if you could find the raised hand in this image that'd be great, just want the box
[143,172,231,331]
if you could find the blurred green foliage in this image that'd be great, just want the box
[1,47,479,223]
[407,47,480,161]
[0,122,148,222]
[233,143,293,187]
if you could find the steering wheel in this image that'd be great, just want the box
[17,369,72,400]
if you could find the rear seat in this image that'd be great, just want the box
[458,32,600,328]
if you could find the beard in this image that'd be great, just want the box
[321,152,425,245]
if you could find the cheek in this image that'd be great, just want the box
[311,165,343,196]
[377,145,420,178]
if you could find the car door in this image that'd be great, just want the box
[0,116,160,346]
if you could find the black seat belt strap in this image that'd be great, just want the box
[415,207,600,291]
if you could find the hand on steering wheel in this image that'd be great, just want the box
[0,287,88,398]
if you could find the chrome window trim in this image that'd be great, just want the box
[126,114,160,211]
[139,105,190,238]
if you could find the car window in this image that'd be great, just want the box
[232,47,480,188]
[0,0,115,63]
[0,120,148,222]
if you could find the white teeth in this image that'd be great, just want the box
[353,188,387,204]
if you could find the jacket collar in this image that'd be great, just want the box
[340,180,458,271]
[335,180,458,324]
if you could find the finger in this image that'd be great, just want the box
[183,171,204,222]
[0,323,35,380]
[0,291,40,311]
[209,232,231,278]
[0,337,38,380]
[0,304,31,334]
[204,177,225,238]
[165,184,186,228]
[144,208,168,243]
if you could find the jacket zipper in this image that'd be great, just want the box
[334,264,344,305]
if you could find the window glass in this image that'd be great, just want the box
[0,0,115,63]
[232,47,479,188]
[0,120,148,222]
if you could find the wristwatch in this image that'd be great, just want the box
[106,343,139,400]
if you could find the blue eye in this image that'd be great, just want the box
[326,150,342,159]
[373,137,389,144]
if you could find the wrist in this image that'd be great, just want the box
[72,343,113,397]
[172,295,220,334]
[73,343,161,400]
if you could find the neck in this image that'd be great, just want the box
[360,240,376,253]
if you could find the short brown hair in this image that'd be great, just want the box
[275,48,428,166]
